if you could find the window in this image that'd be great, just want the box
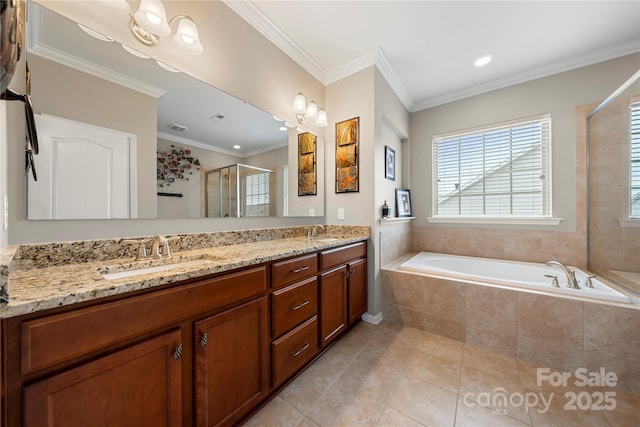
[631,102,640,218]
[432,114,552,219]
[245,171,271,217]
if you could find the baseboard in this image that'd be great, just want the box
[362,312,383,325]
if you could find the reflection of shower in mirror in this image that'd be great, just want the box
[205,164,276,218]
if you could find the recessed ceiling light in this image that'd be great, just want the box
[233,145,241,150]
[474,54,493,67]
[279,126,287,131]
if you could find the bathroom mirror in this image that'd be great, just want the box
[25,2,324,219]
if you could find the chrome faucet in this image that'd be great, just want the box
[151,235,173,259]
[307,224,324,240]
[545,261,580,289]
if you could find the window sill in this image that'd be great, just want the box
[618,219,640,228]
[427,216,563,226]
[379,217,415,226]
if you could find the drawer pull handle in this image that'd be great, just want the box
[290,342,310,357]
[290,300,310,311]
[174,343,183,361]
[200,332,208,349]
[291,266,310,274]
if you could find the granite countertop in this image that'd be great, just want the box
[0,227,369,319]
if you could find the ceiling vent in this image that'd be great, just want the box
[210,113,225,122]
[168,123,188,132]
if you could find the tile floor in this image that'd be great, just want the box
[244,322,640,427]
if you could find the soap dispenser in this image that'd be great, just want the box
[382,200,390,218]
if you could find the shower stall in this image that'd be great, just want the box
[587,69,640,292]
[205,163,275,218]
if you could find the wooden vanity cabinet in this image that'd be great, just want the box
[4,265,268,427]
[319,242,367,348]
[270,254,319,389]
[23,329,183,427]
[194,297,269,427]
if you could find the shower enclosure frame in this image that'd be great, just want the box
[586,69,640,290]
[204,163,274,218]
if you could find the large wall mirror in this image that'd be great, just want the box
[25,2,324,220]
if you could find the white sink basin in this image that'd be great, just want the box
[101,259,213,280]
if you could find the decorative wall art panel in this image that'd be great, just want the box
[335,117,359,193]
[298,132,317,196]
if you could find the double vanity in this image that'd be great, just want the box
[0,225,369,426]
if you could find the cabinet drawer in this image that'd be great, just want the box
[319,242,366,271]
[271,316,318,388]
[272,254,317,289]
[21,266,266,375]
[271,277,317,338]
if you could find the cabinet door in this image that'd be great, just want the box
[195,297,269,427]
[319,266,347,348]
[23,330,183,427]
[347,258,367,325]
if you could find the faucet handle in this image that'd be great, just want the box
[123,239,148,261]
[544,274,560,288]
[586,275,596,288]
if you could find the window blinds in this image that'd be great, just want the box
[433,114,552,217]
[631,102,640,218]
[245,171,271,216]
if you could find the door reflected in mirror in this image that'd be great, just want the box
[25,2,324,219]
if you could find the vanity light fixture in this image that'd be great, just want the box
[94,0,203,55]
[292,92,328,127]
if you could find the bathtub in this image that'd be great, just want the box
[399,252,631,304]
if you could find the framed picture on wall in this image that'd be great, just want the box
[385,146,395,180]
[395,188,412,217]
[335,117,359,193]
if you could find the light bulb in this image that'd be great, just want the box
[173,17,203,55]
[135,0,170,36]
[307,100,318,118]
[315,109,328,127]
[292,92,307,114]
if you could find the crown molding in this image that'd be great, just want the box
[412,41,640,112]
[27,4,165,98]
[157,131,287,159]
[222,0,327,84]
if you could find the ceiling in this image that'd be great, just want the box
[227,0,640,112]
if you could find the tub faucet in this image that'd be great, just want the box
[545,261,580,289]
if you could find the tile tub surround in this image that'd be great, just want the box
[381,256,640,394]
[0,225,369,318]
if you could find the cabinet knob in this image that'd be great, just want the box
[174,343,183,361]
[200,332,208,349]
[290,342,310,357]
[290,300,310,311]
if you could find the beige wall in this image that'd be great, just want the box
[409,54,640,268]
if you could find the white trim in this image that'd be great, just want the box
[379,217,415,226]
[413,41,640,111]
[157,131,287,158]
[618,219,640,228]
[222,0,326,84]
[28,5,165,98]
[427,216,563,226]
[362,312,383,325]
[128,136,138,218]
